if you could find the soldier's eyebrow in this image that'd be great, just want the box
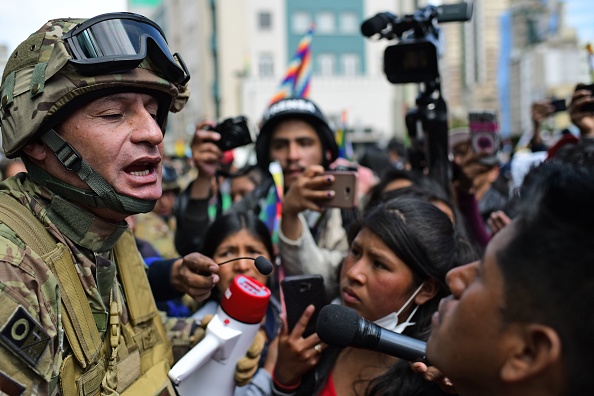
[94,93,134,104]
[93,93,159,109]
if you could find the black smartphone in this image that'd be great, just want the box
[281,274,327,337]
[319,171,358,208]
[549,98,567,113]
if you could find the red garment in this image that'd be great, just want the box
[319,371,337,396]
[546,133,578,158]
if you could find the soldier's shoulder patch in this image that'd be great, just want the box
[0,306,50,368]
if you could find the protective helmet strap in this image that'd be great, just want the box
[24,129,156,215]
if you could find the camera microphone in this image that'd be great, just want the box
[217,256,273,276]
[316,304,427,362]
[360,12,397,38]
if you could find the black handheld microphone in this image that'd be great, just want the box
[316,304,426,362]
[217,256,274,276]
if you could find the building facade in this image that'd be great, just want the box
[133,0,438,155]
[130,0,589,152]
[501,0,589,137]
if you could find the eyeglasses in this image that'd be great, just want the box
[63,12,190,85]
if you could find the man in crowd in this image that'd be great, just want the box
[176,98,350,295]
[255,98,350,295]
[424,160,594,395]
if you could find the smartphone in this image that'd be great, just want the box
[469,110,500,157]
[577,84,594,113]
[320,171,358,208]
[549,98,567,113]
[281,274,327,337]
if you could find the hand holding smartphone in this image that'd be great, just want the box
[320,171,358,208]
[549,98,567,113]
[281,275,327,338]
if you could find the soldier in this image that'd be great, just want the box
[0,12,258,395]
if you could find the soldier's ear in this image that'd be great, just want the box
[22,140,47,161]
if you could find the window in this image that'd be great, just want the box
[317,11,334,33]
[259,53,274,77]
[293,11,311,34]
[258,11,272,31]
[342,53,359,76]
[339,11,358,34]
[318,53,335,76]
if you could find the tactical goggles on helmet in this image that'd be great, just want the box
[63,12,190,85]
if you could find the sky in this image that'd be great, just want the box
[0,0,128,53]
[565,0,594,45]
[0,0,592,53]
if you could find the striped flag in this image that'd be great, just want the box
[335,110,353,160]
[261,161,284,244]
[269,24,315,104]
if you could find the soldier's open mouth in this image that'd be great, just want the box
[125,163,155,176]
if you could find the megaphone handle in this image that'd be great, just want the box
[168,333,221,384]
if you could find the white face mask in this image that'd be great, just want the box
[374,282,424,334]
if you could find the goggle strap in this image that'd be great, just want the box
[42,129,126,212]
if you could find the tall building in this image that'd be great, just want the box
[139,0,442,154]
[501,0,588,137]
[440,0,510,126]
[138,0,584,145]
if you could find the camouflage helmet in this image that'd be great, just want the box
[0,12,190,158]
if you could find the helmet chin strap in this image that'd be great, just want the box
[24,129,156,215]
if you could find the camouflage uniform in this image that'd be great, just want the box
[0,174,178,395]
[0,14,260,395]
[0,14,189,396]
[134,212,179,259]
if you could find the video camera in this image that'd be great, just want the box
[361,2,473,191]
[361,2,473,84]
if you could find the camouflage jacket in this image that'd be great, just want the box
[0,174,180,395]
[133,212,179,259]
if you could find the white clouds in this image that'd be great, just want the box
[0,0,127,52]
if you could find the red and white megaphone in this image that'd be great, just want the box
[168,274,271,395]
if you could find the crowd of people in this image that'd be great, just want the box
[0,11,593,396]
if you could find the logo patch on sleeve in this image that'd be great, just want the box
[0,306,50,366]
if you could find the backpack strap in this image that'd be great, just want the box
[0,193,102,368]
[114,229,158,325]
